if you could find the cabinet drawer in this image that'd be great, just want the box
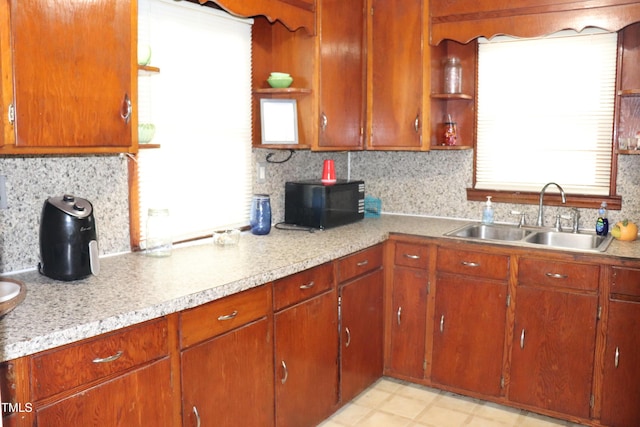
[436,247,509,281]
[394,242,429,269]
[31,318,168,401]
[519,258,599,291]
[180,285,271,349]
[337,244,383,283]
[273,262,334,311]
[611,266,640,298]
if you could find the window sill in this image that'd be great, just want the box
[466,188,622,210]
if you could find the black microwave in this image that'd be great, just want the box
[284,180,365,229]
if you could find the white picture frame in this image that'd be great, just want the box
[260,99,299,145]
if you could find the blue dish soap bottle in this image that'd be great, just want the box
[596,202,609,236]
[482,196,494,224]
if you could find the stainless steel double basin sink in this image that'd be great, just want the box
[445,222,613,252]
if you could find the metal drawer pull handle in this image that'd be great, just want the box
[520,329,526,349]
[281,360,288,384]
[545,272,568,279]
[217,310,238,321]
[193,406,201,427]
[345,327,351,347]
[414,114,420,133]
[92,350,123,364]
[299,281,315,290]
[440,315,445,333]
[397,307,402,325]
[404,254,420,259]
[321,113,328,131]
[461,261,480,267]
[615,346,620,368]
[356,260,369,267]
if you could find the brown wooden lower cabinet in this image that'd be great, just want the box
[388,266,428,379]
[509,285,598,419]
[35,358,173,426]
[8,241,640,427]
[431,272,507,397]
[601,299,640,427]
[274,289,339,427]
[601,266,640,427]
[509,256,600,420]
[340,268,384,403]
[181,318,274,427]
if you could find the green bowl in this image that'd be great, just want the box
[138,123,156,144]
[267,76,293,88]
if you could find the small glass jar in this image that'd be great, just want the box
[146,208,172,257]
[443,57,462,94]
[250,194,271,235]
[442,120,457,146]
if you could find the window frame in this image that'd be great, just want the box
[467,30,624,211]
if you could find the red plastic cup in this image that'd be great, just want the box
[321,159,336,185]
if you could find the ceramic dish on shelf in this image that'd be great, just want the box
[138,123,156,144]
[267,75,293,88]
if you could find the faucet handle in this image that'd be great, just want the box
[555,213,572,232]
[510,210,526,227]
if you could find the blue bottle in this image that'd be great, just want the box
[250,194,271,235]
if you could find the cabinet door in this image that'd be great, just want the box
[275,290,338,427]
[0,1,12,149]
[340,269,384,403]
[316,0,365,150]
[181,318,274,427]
[432,273,507,397]
[9,0,133,152]
[369,0,424,149]
[601,299,640,427]
[388,266,428,379]
[35,358,172,427]
[510,286,597,418]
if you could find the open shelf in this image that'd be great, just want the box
[431,93,473,100]
[254,143,311,150]
[253,88,312,96]
[618,89,640,97]
[138,65,160,76]
[430,145,473,150]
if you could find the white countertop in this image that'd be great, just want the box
[1,214,639,362]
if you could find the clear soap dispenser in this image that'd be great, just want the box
[482,196,494,224]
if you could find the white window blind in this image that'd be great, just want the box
[137,0,253,245]
[476,30,618,195]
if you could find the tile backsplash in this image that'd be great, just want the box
[0,156,131,273]
[1,149,639,274]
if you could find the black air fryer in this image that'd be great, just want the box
[39,195,100,281]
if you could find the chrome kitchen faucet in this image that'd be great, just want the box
[536,182,566,227]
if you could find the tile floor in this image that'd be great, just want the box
[318,377,587,427]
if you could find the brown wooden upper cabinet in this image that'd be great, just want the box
[367,0,430,150]
[251,0,366,151]
[430,0,640,44]
[2,0,137,154]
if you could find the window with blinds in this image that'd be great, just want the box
[137,0,253,246]
[475,30,618,195]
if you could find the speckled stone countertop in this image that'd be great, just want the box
[2,214,640,362]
